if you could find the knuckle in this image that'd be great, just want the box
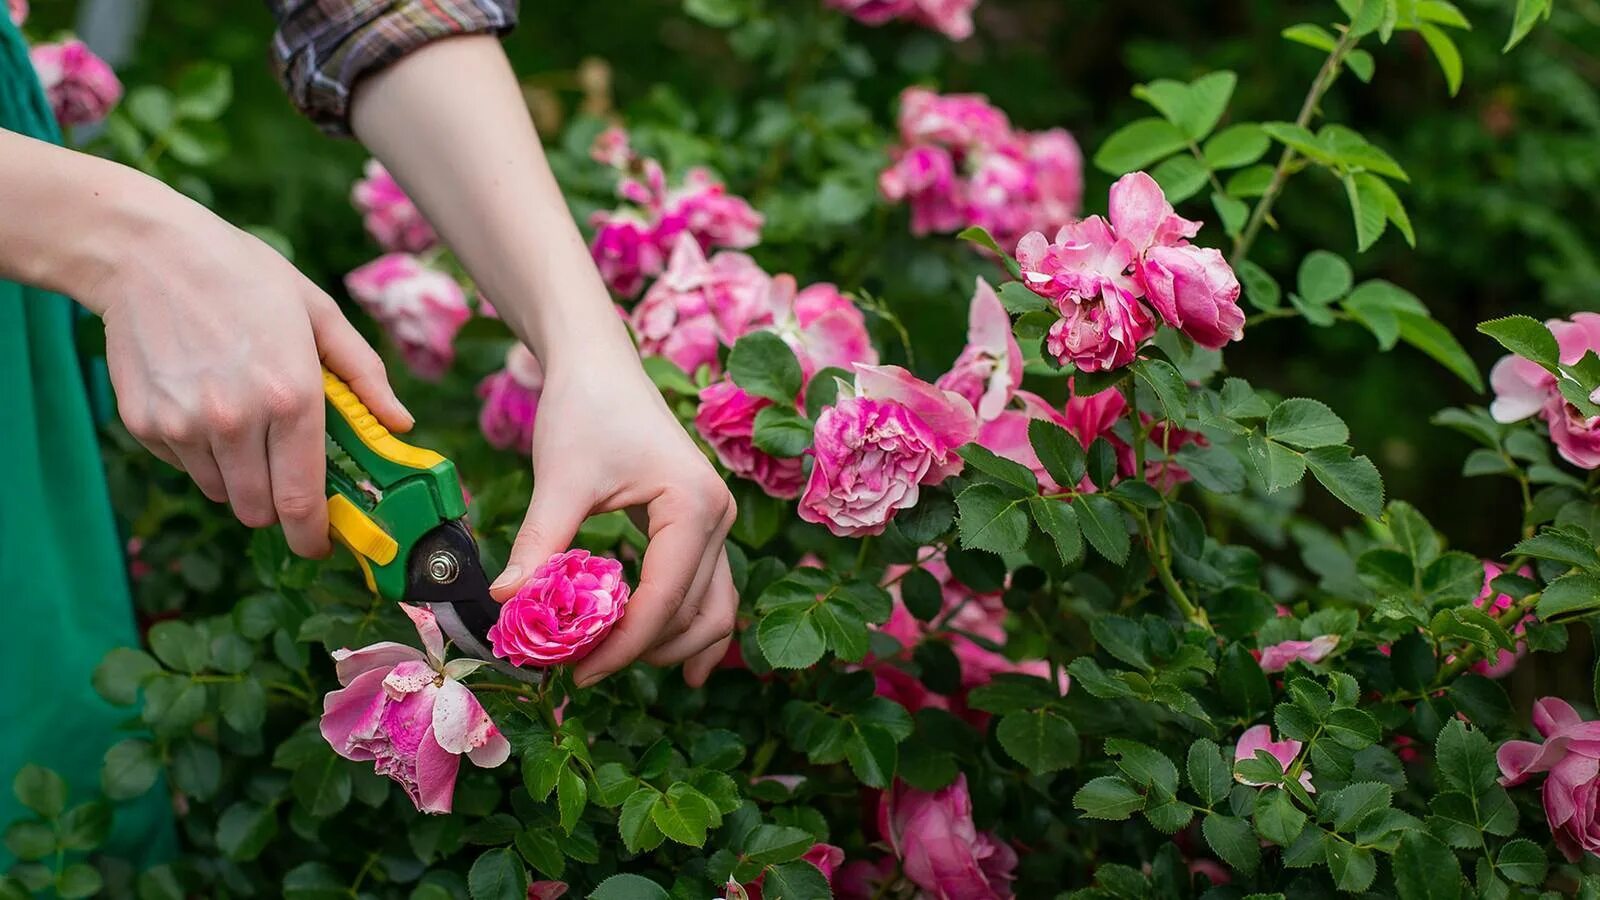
[275,492,324,523]
[234,503,277,529]
[156,414,197,446]
[204,401,249,440]
[709,605,737,639]
[261,378,317,420]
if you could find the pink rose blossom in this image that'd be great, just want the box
[320,604,510,814]
[631,233,773,376]
[528,883,568,900]
[1108,173,1241,349]
[1257,635,1339,673]
[344,253,470,380]
[29,39,121,128]
[1017,218,1155,372]
[588,212,664,299]
[351,160,437,253]
[1061,379,1127,447]
[1545,395,1600,469]
[829,0,978,39]
[879,145,963,235]
[1024,129,1085,236]
[8,0,26,26]
[1472,561,1534,678]
[799,364,978,537]
[937,278,1023,422]
[489,550,631,667]
[1497,697,1600,861]
[977,391,1075,492]
[1488,313,1600,469]
[898,88,1012,148]
[664,168,764,251]
[589,126,634,169]
[880,776,1018,899]
[694,379,806,499]
[1234,724,1315,793]
[477,344,543,455]
[766,278,879,378]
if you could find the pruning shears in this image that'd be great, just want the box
[321,367,532,680]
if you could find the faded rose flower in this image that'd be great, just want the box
[937,278,1023,422]
[477,344,543,455]
[1257,635,1339,673]
[1497,697,1600,861]
[799,364,978,537]
[694,379,806,500]
[631,233,773,376]
[30,39,121,128]
[351,160,437,253]
[765,278,879,378]
[1017,218,1154,372]
[320,604,510,814]
[1234,724,1315,793]
[344,253,470,380]
[880,776,1018,899]
[489,550,631,667]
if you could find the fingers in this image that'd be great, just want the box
[684,634,733,688]
[265,383,331,558]
[310,294,414,433]
[644,551,738,673]
[209,411,276,530]
[493,480,591,600]
[169,441,227,503]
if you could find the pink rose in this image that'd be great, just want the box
[1497,697,1600,861]
[29,39,121,128]
[827,0,915,26]
[589,212,664,298]
[1138,245,1244,349]
[1472,561,1534,678]
[351,160,437,253]
[320,604,511,814]
[937,278,1023,422]
[631,233,773,376]
[835,856,898,900]
[1257,635,1339,673]
[8,0,26,26]
[766,279,879,378]
[909,0,979,39]
[589,125,634,169]
[880,145,959,216]
[663,167,764,251]
[477,344,543,455]
[1061,379,1127,447]
[880,776,1018,900]
[1017,218,1154,372]
[344,253,470,380]
[1023,128,1085,237]
[898,88,1012,148]
[799,364,978,537]
[1233,724,1315,793]
[488,550,631,667]
[694,379,806,499]
[528,883,568,900]
[1491,312,1600,469]
[1107,170,1202,255]
[977,391,1075,492]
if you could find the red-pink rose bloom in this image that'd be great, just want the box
[899,88,1013,148]
[695,379,806,499]
[765,277,879,379]
[1497,697,1600,861]
[1109,172,1243,350]
[320,604,510,814]
[29,39,121,128]
[477,344,543,455]
[631,233,773,376]
[663,167,765,251]
[1017,217,1154,372]
[1234,724,1315,793]
[799,364,978,537]
[1257,634,1339,673]
[7,0,26,26]
[351,160,437,253]
[489,550,631,667]
[937,278,1024,422]
[1472,561,1535,678]
[880,145,962,235]
[588,212,663,299]
[1491,312,1600,469]
[977,391,1075,492]
[880,776,1018,899]
[528,882,567,900]
[344,253,470,380]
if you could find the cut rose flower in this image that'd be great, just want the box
[1497,697,1600,861]
[488,550,631,667]
[1234,724,1315,793]
[30,39,122,128]
[477,343,544,455]
[344,253,471,380]
[320,604,510,814]
[694,379,806,500]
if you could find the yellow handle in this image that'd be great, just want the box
[322,368,445,472]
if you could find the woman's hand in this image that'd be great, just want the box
[85,177,413,558]
[488,350,739,689]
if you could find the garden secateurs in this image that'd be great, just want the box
[321,368,534,682]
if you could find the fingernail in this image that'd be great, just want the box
[489,565,522,593]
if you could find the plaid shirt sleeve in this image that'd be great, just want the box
[267,0,518,136]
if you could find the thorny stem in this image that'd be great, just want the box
[1230,28,1362,266]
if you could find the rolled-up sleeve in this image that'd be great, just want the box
[266,0,518,136]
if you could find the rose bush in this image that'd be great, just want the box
[7,2,1600,900]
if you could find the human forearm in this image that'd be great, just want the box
[347,35,633,372]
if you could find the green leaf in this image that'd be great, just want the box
[651,784,715,847]
[742,825,818,866]
[92,647,160,706]
[1219,643,1272,715]
[174,62,232,120]
[1073,494,1130,565]
[468,848,527,900]
[1254,788,1308,846]
[12,765,65,819]
[1267,398,1349,449]
[1393,831,1463,900]
[1297,251,1353,305]
[54,864,102,900]
[1030,418,1087,489]
[1203,123,1270,169]
[1396,311,1484,391]
[958,443,1039,494]
[684,0,745,27]
[216,802,278,862]
[1132,358,1190,424]
[1345,172,1389,251]
[56,802,110,851]
[1514,529,1600,569]
[1478,315,1559,370]
[126,86,176,135]
[101,738,160,801]
[1538,573,1600,622]
[763,860,832,900]
[1187,740,1232,808]
[728,331,804,403]
[751,406,813,458]
[1074,776,1145,820]
[1029,497,1083,566]
[956,226,1006,259]
[1283,22,1339,51]
[845,723,899,788]
[1304,446,1385,518]
[557,766,588,834]
[4,822,54,862]
[1150,154,1209,204]
[1202,813,1260,874]
[997,710,1078,774]
[1212,191,1249,238]
[956,483,1030,555]
[618,789,664,853]
[292,750,352,818]
[1094,118,1189,174]
[757,605,827,668]
[1236,261,1281,311]
[589,874,670,900]
[1326,841,1377,892]
[1496,838,1547,886]
[1505,0,1552,50]
[148,620,208,673]
[1328,782,1393,833]
[1418,23,1463,95]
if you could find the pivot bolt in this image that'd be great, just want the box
[426,550,459,585]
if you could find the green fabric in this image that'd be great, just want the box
[0,20,176,868]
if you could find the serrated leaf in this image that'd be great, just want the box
[1267,398,1350,449]
[1304,446,1385,518]
[1478,315,1558,370]
[1074,776,1145,820]
[956,483,1030,555]
[728,331,803,403]
[1073,493,1130,565]
[1202,813,1260,874]
[998,710,1078,774]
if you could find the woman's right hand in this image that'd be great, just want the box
[83,179,413,558]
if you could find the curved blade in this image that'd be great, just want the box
[405,520,540,685]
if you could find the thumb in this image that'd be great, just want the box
[310,295,414,432]
[492,480,591,601]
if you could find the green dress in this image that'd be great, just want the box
[0,17,175,868]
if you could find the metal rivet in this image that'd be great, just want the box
[427,551,459,584]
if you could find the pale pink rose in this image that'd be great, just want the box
[1234,724,1315,793]
[937,278,1023,422]
[743,843,845,900]
[766,278,879,379]
[589,211,664,298]
[344,253,470,380]
[489,550,631,667]
[320,604,510,814]
[1138,244,1244,349]
[589,125,633,169]
[910,0,978,39]
[1023,128,1085,236]
[477,344,543,455]
[351,160,437,253]
[1017,218,1154,372]
[1489,312,1600,469]
[1472,561,1534,679]
[8,0,26,26]
[799,364,978,537]
[528,882,568,900]
[880,776,1018,900]
[977,391,1074,492]
[1257,635,1339,673]
[694,379,806,499]
[1545,394,1600,469]
[898,88,1012,148]
[1498,697,1600,861]
[631,233,773,375]
[1489,354,1556,423]
[1106,170,1202,255]
[29,39,121,128]
[663,168,764,251]
[963,144,1034,246]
